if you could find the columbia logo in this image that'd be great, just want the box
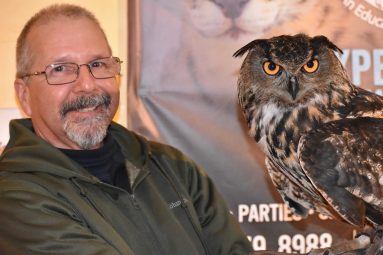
[169,198,188,209]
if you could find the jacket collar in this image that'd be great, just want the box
[0,118,150,189]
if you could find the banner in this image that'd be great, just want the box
[127,0,382,252]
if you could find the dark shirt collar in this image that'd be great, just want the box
[59,135,122,184]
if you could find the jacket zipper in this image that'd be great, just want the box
[129,194,140,209]
[70,177,109,219]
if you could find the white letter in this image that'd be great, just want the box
[373,49,383,85]
[352,49,371,86]
[248,204,259,222]
[259,204,270,222]
[238,204,249,223]
[269,203,279,222]
[337,49,349,67]
[249,235,267,251]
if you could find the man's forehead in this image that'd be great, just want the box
[26,16,111,65]
[29,15,98,32]
[26,16,108,48]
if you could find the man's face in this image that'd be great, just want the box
[15,16,120,150]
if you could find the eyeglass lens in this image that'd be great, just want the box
[45,57,121,85]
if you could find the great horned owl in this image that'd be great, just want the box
[233,34,383,231]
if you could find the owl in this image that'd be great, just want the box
[233,34,383,247]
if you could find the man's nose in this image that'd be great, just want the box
[74,64,97,91]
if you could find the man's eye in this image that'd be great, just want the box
[90,61,107,68]
[49,64,76,75]
[53,65,65,72]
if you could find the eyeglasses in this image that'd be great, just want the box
[21,56,123,85]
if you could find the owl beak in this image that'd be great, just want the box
[288,76,299,100]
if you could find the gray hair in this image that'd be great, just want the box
[16,4,112,78]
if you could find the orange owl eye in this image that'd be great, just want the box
[303,59,319,73]
[263,61,280,76]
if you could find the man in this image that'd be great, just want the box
[0,4,252,255]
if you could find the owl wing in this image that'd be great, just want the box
[265,157,311,218]
[298,117,383,227]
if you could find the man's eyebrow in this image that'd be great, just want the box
[49,55,73,63]
[49,54,110,64]
[88,55,112,61]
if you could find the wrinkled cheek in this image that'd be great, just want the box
[110,99,120,118]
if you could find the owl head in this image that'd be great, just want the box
[234,34,350,110]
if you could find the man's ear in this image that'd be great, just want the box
[14,78,32,116]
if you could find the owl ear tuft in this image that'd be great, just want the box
[311,35,343,55]
[233,39,268,58]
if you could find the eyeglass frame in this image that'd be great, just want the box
[20,56,123,85]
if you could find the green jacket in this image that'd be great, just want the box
[0,119,252,255]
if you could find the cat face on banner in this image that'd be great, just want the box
[364,0,383,10]
[185,0,318,38]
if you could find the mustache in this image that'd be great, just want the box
[60,94,111,117]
